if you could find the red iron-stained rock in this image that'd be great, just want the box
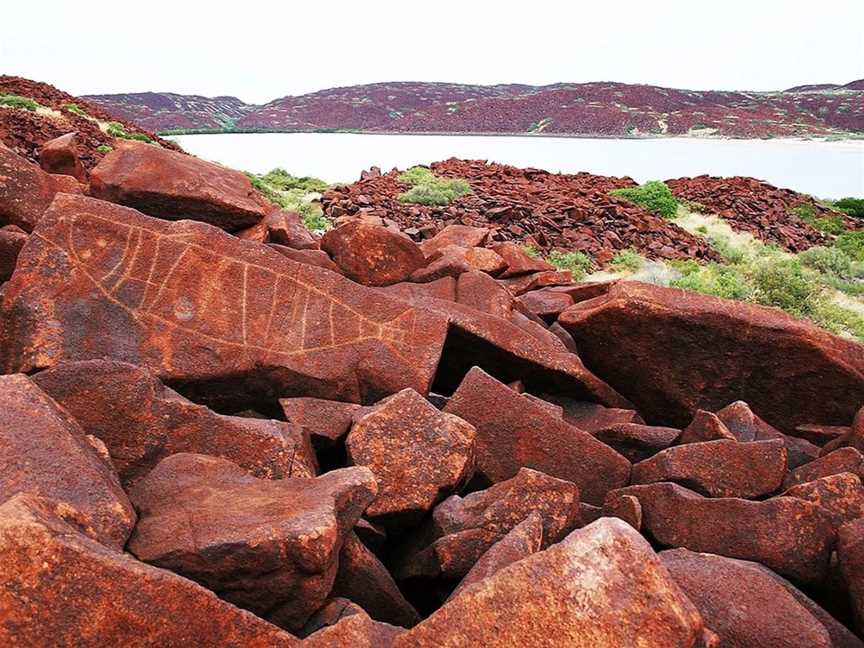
[32,360,316,488]
[615,482,835,584]
[0,193,449,409]
[491,241,554,277]
[393,468,581,580]
[280,396,364,447]
[268,244,342,272]
[394,518,706,648]
[0,143,75,231]
[515,288,574,323]
[265,210,318,249]
[838,518,864,634]
[791,423,849,446]
[128,454,377,631]
[631,438,786,498]
[782,473,864,528]
[444,367,630,505]
[302,599,403,648]
[677,410,735,444]
[455,270,514,318]
[321,221,425,286]
[410,245,506,282]
[602,493,643,530]
[236,220,270,243]
[540,394,645,432]
[89,141,270,231]
[0,224,27,281]
[447,512,544,601]
[0,373,135,549]
[822,406,864,455]
[346,388,475,526]
[419,224,490,257]
[660,549,836,648]
[0,494,299,648]
[594,423,681,462]
[783,447,864,490]
[39,132,85,181]
[499,269,575,295]
[558,281,864,433]
[330,532,420,628]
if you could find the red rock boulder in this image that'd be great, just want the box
[838,518,864,634]
[302,598,403,648]
[0,224,27,281]
[410,245,506,282]
[89,141,270,231]
[0,142,77,231]
[39,131,85,182]
[594,423,681,462]
[782,473,864,529]
[419,224,490,257]
[783,447,864,490]
[822,406,864,455]
[321,221,425,286]
[491,242,554,277]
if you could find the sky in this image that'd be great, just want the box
[2,0,863,104]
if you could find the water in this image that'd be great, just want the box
[171,133,864,199]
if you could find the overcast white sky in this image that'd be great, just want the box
[2,0,863,104]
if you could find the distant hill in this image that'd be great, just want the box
[84,79,864,139]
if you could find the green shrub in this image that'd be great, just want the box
[671,263,754,301]
[705,233,746,264]
[96,144,113,154]
[609,248,645,271]
[799,246,854,278]
[398,166,436,186]
[811,300,864,339]
[835,231,864,262]
[0,93,41,111]
[521,245,540,259]
[548,250,592,279]
[106,121,153,143]
[609,181,678,219]
[396,166,471,206]
[791,203,847,234]
[833,197,864,219]
[63,102,88,117]
[261,168,329,193]
[750,257,822,318]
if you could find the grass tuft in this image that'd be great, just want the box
[397,166,471,206]
[609,248,646,272]
[0,93,41,111]
[548,250,592,279]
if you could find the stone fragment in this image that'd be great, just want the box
[594,423,681,462]
[394,518,705,648]
[0,374,135,549]
[515,288,574,322]
[0,193,449,409]
[330,532,420,627]
[33,360,316,487]
[791,423,848,446]
[268,244,342,272]
[380,276,457,303]
[602,493,642,530]
[90,140,269,230]
[455,270,513,319]
[302,599,403,648]
[782,473,864,528]
[321,221,425,286]
[128,454,377,631]
[0,143,73,231]
[558,281,864,433]
[616,482,835,584]
[631,438,786,498]
[39,132,85,181]
[822,406,864,455]
[539,394,645,432]
[346,388,475,526]
[491,242,554,277]
[660,548,835,648]
[0,494,299,648]
[838,518,864,634]
[0,224,27,281]
[783,447,864,490]
[280,396,364,447]
[677,410,735,444]
[419,224,490,256]
[411,245,506,282]
[444,367,630,504]
[265,210,319,249]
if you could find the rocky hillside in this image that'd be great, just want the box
[85,79,864,137]
[1,103,864,645]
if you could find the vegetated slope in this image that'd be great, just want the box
[0,76,178,169]
[85,79,864,137]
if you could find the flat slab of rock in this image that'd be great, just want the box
[491,242,554,277]
[411,245,506,282]
[660,548,837,648]
[89,141,269,231]
[1,193,448,409]
[0,143,76,231]
[302,599,403,648]
[558,281,864,433]
[321,221,425,286]
[538,394,644,432]
[443,367,630,505]
[128,454,377,631]
[419,224,489,256]
[615,482,835,584]
[0,494,298,648]
[0,374,135,549]
[594,423,681,462]
[783,447,864,490]
[280,396,364,447]
[782,473,864,529]
[822,406,864,455]
[631,438,786,498]
[838,518,864,634]
[347,388,475,526]
[394,518,705,648]
[33,359,316,487]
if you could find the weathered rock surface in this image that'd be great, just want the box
[410,244,506,282]
[660,548,837,648]
[677,410,735,444]
[616,482,835,584]
[0,373,135,549]
[0,143,78,231]
[128,454,377,631]
[269,244,341,272]
[419,224,490,257]
[89,140,270,230]
[393,468,580,580]
[823,406,864,455]
[0,193,449,409]
[394,518,706,648]
[301,598,403,647]
[782,473,864,528]
[594,422,681,462]
[280,396,364,447]
[515,288,574,322]
[455,270,513,318]
[602,493,643,530]
[264,209,319,249]
[443,367,630,504]
[321,221,426,286]
[0,494,298,648]
[838,518,864,634]
[330,532,420,627]
[32,359,316,487]
[783,447,864,490]
[631,438,787,498]
[490,241,555,277]
[0,223,27,281]
[347,388,475,525]
[558,281,864,432]
[538,393,645,432]
[39,131,85,181]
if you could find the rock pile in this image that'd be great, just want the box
[1,136,863,646]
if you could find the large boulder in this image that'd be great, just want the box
[394,518,706,648]
[0,374,135,549]
[615,482,835,584]
[443,367,630,504]
[321,221,426,286]
[419,224,490,257]
[0,143,78,231]
[346,388,476,526]
[0,224,27,281]
[660,548,841,648]
[0,193,449,409]
[0,494,298,648]
[127,454,377,631]
[89,141,270,231]
[32,359,316,487]
[39,132,85,182]
[558,281,864,432]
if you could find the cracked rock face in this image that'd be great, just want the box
[127,454,377,631]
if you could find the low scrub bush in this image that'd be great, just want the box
[799,246,855,279]
[791,203,846,235]
[261,168,328,193]
[0,93,41,111]
[63,102,88,117]
[397,166,471,206]
[246,170,331,231]
[521,245,540,259]
[671,263,754,301]
[833,197,864,219]
[106,121,153,143]
[835,231,864,262]
[548,250,592,279]
[96,144,113,154]
[609,181,678,219]
[609,248,645,271]
[749,257,822,318]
